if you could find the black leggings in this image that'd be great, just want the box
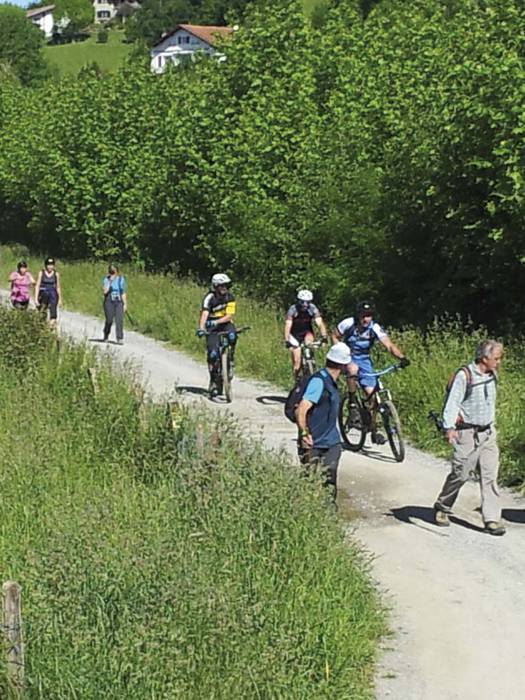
[206,323,237,366]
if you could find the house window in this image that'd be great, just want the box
[97,10,110,18]
[184,36,190,44]
[157,56,162,67]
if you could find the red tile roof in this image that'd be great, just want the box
[154,24,234,48]
[26,4,55,18]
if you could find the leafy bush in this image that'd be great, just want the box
[96,28,109,44]
[1,0,525,327]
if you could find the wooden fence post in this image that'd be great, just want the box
[167,400,183,432]
[2,581,24,693]
[87,367,99,395]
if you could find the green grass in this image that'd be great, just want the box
[1,244,524,487]
[44,30,133,76]
[0,306,384,698]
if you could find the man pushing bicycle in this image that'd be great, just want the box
[332,300,409,444]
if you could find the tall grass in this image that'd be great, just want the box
[1,244,524,486]
[0,305,384,698]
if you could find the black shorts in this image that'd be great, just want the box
[11,300,29,310]
[38,290,58,320]
[291,326,314,343]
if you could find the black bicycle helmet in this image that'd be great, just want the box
[356,300,375,317]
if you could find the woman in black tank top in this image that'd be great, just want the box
[35,257,61,326]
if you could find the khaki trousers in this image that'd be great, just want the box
[434,427,501,523]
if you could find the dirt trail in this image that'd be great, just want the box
[60,308,525,700]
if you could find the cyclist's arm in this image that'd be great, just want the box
[199,309,209,330]
[284,317,293,342]
[315,315,328,337]
[379,335,405,361]
[332,327,342,344]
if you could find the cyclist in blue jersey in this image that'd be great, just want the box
[332,300,409,444]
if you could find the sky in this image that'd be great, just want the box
[1,0,30,7]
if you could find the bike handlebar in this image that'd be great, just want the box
[201,325,250,337]
[359,363,404,379]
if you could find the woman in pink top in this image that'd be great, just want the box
[9,261,35,310]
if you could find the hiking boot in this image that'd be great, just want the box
[485,521,506,536]
[435,510,450,527]
[116,339,124,346]
[371,431,386,445]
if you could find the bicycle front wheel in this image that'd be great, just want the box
[339,394,367,452]
[222,349,232,403]
[381,400,405,462]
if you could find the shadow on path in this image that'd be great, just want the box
[502,508,525,524]
[176,385,209,397]
[256,395,286,405]
[391,505,436,525]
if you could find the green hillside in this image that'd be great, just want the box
[44,30,133,75]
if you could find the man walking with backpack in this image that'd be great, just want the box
[434,340,505,536]
[295,342,351,501]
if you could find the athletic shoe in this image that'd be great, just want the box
[485,521,506,536]
[435,510,450,527]
[371,431,386,445]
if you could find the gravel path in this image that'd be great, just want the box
[60,307,525,700]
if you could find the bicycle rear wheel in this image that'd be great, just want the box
[339,393,367,451]
[381,400,405,462]
[221,349,232,403]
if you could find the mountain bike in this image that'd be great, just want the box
[338,363,406,462]
[287,338,326,381]
[203,326,250,403]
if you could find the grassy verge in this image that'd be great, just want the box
[1,244,524,486]
[0,306,384,698]
[44,30,133,76]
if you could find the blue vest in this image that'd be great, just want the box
[343,322,378,357]
[308,369,341,449]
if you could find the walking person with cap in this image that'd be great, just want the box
[434,339,506,536]
[296,342,351,501]
[35,257,61,328]
[102,264,127,345]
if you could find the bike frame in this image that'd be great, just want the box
[351,363,401,417]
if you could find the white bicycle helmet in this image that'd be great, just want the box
[211,273,231,288]
[297,289,313,302]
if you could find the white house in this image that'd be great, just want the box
[93,0,140,24]
[93,0,117,23]
[26,4,55,39]
[150,24,234,74]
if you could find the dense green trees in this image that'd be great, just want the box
[126,0,251,45]
[0,0,524,328]
[0,4,49,85]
